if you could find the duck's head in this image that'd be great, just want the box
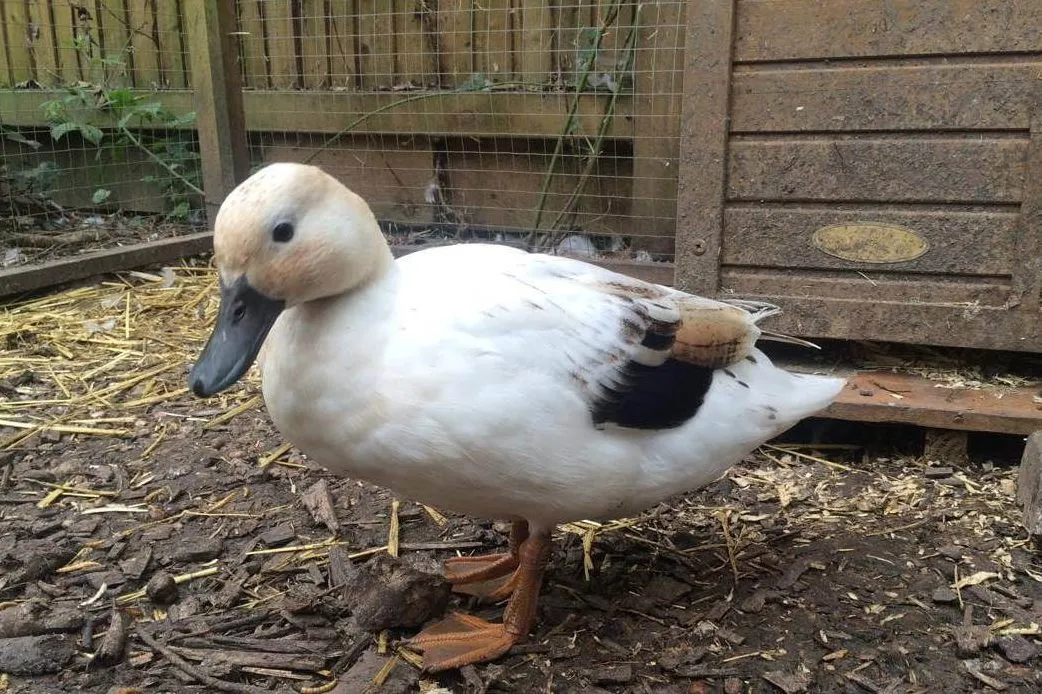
[189,162,386,397]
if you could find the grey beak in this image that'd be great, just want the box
[189,276,285,397]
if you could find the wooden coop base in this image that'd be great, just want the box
[822,369,1042,437]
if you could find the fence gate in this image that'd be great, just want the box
[674,0,1042,353]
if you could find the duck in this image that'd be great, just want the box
[188,162,847,672]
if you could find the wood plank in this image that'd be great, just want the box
[262,135,433,224]
[322,0,354,89]
[820,370,1042,437]
[630,0,684,258]
[448,137,632,237]
[517,0,551,84]
[0,229,674,300]
[393,0,432,88]
[727,283,1042,352]
[300,0,330,88]
[589,0,636,87]
[673,0,735,295]
[186,0,249,222]
[720,268,1011,307]
[728,136,1029,205]
[551,0,590,86]
[235,0,268,88]
[263,0,297,88]
[155,0,187,87]
[28,0,62,85]
[5,0,36,83]
[732,63,1042,134]
[0,1,13,85]
[239,90,631,136]
[14,0,39,83]
[437,0,473,87]
[474,0,516,83]
[356,0,396,89]
[50,0,80,83]
[1011,108,1042,311]
[723,206,1018,276]
[0,232,215,298]
[0,89,634,137]
[735,0,1042,63]
[72,1,102,84]
[127,0,161,88]
[95,0,131,86]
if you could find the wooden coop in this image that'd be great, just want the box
[2,0,1042,441]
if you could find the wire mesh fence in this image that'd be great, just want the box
[1,0,685,276]
[0,0,202,271]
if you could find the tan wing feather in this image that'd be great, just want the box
[583,270,812,369]
[672,302,760,368]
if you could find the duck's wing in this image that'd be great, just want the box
[402,246,814,432]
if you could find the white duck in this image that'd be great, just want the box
[189,162,846,672]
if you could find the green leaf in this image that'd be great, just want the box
[105,88,137,109]
[134,101,165,121]
[170,201,190,219]
[49,121,79,141]
[91,188,112,204]
[171,111,197,127]
[79,124,104,145]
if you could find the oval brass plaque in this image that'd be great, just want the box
[811,222,928,264]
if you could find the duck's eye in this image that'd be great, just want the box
[272,222,295,243]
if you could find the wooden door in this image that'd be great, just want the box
[675,0,1042,352]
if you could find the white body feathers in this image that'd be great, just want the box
[260,243,845,530]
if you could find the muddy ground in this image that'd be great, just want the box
[0,401,1039,693]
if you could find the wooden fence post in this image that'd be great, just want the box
[186,0,249,225]
[673,0,736,296]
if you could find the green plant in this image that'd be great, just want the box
[39,51,202,219]
[0,125,62,214]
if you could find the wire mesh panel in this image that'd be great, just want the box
[238,0,685,263]
[0,0,201,272]
[0,0,685,276]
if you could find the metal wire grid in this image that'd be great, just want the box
[243,0,685,260]
[1,0,685,270]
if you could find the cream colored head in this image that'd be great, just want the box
[213,162,388,306]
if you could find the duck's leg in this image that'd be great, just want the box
[443,520,528,599]
[410,529,550,672]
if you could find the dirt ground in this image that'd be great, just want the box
[0,212,199,269]
[0,271,1041,694]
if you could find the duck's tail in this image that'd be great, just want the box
[734,347,847,427]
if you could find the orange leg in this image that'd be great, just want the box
[410,529,551,672]
[443,520,528,600]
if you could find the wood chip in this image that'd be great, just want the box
[94,608,129,665]
[762,669,810,694]
[963,660,1007,691]
[301,480,340,534]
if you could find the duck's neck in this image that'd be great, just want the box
[297,241,399,324]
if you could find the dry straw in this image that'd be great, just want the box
[0,264,267,455]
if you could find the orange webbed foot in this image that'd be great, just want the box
[442,520,529,600]
[408,612,518,672]
[443,552,518,586]
[414,525,551,672]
